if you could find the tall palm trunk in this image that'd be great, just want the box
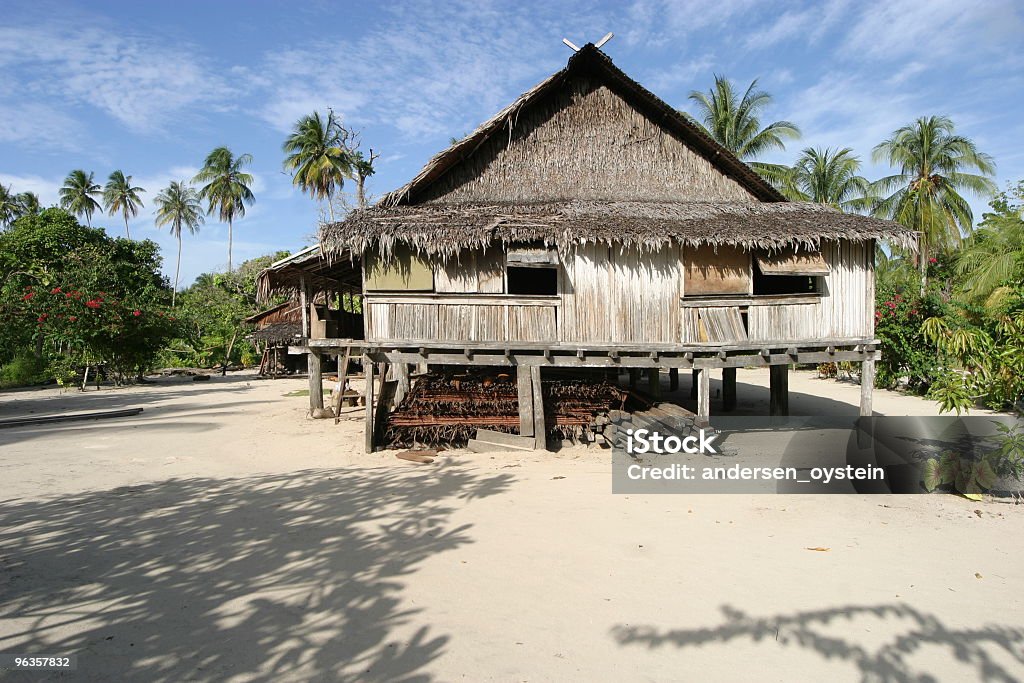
[123,212,131,239]
[173,233,181,307]
[327,188,335,222]
[357,176,367,209]
[227,216,233,272]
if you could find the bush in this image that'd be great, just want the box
[0,354,48,388]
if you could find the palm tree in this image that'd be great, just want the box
[193,146,254,272]
[872,116,996,288]
[687,75,800,175]
[59,170,102,227]
[14,192,41,218]
[282,111,353,221]
[954,183,1024,306]
[0,184,17,228]
[103,170,145,238]
[761,147,873,212]
[154,181,204,306]
[352,150,378,209]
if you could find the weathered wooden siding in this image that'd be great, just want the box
[365,297,556,343]
[559,244,682,343]
[365,240,873,346]
[679,240,873,343]
[435,248,505,293]
[419,76,755,204]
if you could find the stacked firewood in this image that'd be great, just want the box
[384,371,627,447]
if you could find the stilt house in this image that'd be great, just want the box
[258,43,915,450]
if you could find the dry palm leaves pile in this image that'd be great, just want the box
[385,370,627,447]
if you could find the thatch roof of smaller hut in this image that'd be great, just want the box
[321,201,917,259]
[250,322,302,344]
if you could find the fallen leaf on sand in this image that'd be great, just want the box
[805,547,831,552]
[552,476,566,480]
[975,572,983,579]
[974,509,983,518]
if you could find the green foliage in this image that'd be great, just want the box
[922,421,1024,499]
[161,252,289,369]
[59,170,103,227]
[686,75,800,161]
[102,170,145,239]
[760,147,874,212]
[873,273,945,393]
[872,116,997,286]
[0,353,48,388]
[0,208,174,385]
[193,147,255,272]
[283,110,354,216]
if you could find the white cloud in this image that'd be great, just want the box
[0,103,84,151]
[0,172,61,205]
[0,23,230,134]
[841,0,1024,62]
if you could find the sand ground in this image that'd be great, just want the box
[0,369,1021,682]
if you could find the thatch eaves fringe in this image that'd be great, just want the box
[319,201,917,261]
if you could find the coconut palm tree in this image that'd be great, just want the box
[103,170,145,239]
[687,75,800,175]
[14,192,41,218]
[282,110,353,221]
[761,147,873,212]
[954,182,1024,306]
[872,116,996,288]
[193,146,254,272]
[59,170,102,227]
[0,184,17,228]
[154,181,204,306]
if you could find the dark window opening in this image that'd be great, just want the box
[507,266,558,296]
[753,263,818,295]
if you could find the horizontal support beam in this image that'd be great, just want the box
[367,349,880,369]
[679,294,822,308]
[363,294,559,307]
[323,337,878,353]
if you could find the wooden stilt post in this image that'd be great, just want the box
[530,365,546,450]
[373,362,396,448]
[364,357,375,453]
[333,346,352,424]
[517,365,534,438]
[860,358,875,416]
[691,369,699,400]
[308,350,324,413]
[722,367,737,412]
[299,275,309,339]
[648,368,661,399]
[629,368,639,389]
[697,368,710,425]
[769,364,789,416]
[669,368,679,392]
[394,363,410,407]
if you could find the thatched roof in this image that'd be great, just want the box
[320,43,915,258]
[250,322,302,344]
[380,43,783,207]
[322,201,917,257]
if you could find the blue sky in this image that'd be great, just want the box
[2,0,1023,288]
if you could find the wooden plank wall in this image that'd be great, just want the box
[366,301,556,343]
[678,240,873,343]
[364,240,873,346]
[560,243,682,343]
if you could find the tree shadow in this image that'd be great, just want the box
[0,466,513,681]
[611,603,1024,682]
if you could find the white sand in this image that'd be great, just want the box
[0,369,1020,682]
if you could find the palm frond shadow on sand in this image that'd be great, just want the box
[611,603,1024,682]
[0,466,513,682]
